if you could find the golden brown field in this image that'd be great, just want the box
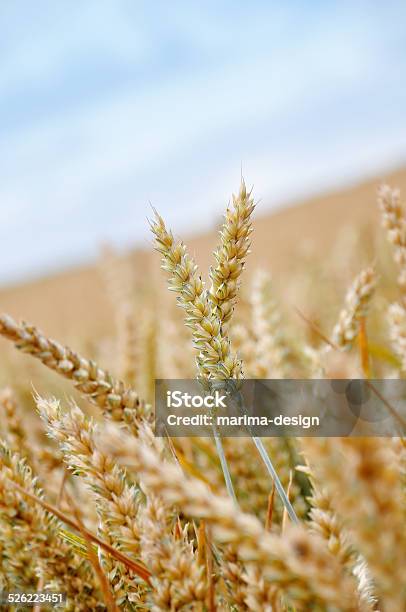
[0,167,405,611]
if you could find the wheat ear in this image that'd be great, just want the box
[378,184,406,292]
[0,387,33,463]
[150,212,241,379]
[301,437,405,612]
[0,442,102,609]
[206,186,299,520]
[139,492,206,610]
[388,301,406,373]
[251,270,292,377]
[0,313,149,433]
[331,266,376,350]
[209,180,255,327]
[36,396,147,608]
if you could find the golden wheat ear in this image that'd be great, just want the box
[378,184,406,293]
[98,245,138,387]
[331,266,376,349]
[0,441,102,607]
[36,397,142,553]
[0,313,150,434]
[209,179,255,327]
[302,436,405,610]
[251,269,294,378]
[150,208,243,379]
[36,395,150,606]
[388,301,406,373]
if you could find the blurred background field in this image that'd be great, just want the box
[1,4,406,609]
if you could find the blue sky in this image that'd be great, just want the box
[1,1,406,284]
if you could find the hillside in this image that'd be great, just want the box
[1,165,406,343]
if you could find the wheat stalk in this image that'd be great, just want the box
[0,387,33,463]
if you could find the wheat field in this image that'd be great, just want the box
[0,173,405,611]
